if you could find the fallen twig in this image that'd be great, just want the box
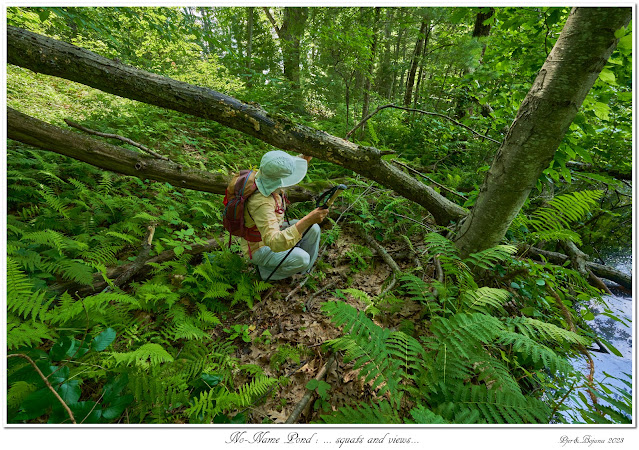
[7,353,77,424]
[305,281,337,312]
[285,353,336,424]
[64,119,171,161]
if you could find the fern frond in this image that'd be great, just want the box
[506,317,590,346]
[427,313,504,359]
[7,318,55,350]
[406,404,448,424]
[110,343,175,368]
[465,245,517,270]
[461,287,510,314]
[317,401,401,424]
[496,332,572,374]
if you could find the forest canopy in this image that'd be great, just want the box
[5,6,633,426]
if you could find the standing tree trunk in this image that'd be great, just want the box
[454,7,631,257]
[246,7,254,88]
[473,7,495,64]
[360,7,382,139]
[263,7,308,91]
[404,20,429,108]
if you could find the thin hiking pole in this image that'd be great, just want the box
[264,184,347,282]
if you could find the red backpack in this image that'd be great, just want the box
[222,170,262,247]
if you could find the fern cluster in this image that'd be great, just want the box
[317,234,594,424]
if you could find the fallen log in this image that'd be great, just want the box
[7,108,316,203]
[521,245,632,290]
[7,25,467,225]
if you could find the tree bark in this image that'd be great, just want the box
[359,7,381,139]
[404,20,429,108]
[246,7,254,88]
[454,7,631,257]
[7,25,466,225]
[263,7,308,90]
[6,107,315,203]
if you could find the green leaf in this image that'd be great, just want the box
[306,379,319,390]
[201,373,223,388]
[582,312,595,321]
[49,336,74,361]
[598,337,623,358]
[102,373,129,403]
[70,401,102,424]
[37,9,51,22]
[592,102,610,121]
[317,380,331,398]
[174,245,185,256]
[91,328,117,351]
[58,380,81,405]
[101,394,133,420]
[618,34,632,50]
[598,69,616,86]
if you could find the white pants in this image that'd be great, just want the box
[252,220,321,281]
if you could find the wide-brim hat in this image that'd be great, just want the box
[255,150,308,197]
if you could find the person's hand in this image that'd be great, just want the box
[301,155,313,163]
[307,207,329,224]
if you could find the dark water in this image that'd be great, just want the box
[565,253,632,422]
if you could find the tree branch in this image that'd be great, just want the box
[262,7,281,35]
[7,354,77,424]
[392,159,468,200]
[345,103,501,144]
[64,119,170,161]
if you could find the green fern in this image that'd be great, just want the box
[109,343,175,368]
[317,401,401,424]
[186,375,278,422]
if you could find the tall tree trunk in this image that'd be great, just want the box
[7,25,466,225]
[360,7,382,139]
[246,6,254,88]
[473,7,495,65]
[454,7,631,257]
[404,20,429,108]
[374,8,394,98]
[264,7,308,91]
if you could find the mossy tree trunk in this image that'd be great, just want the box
[454,7,631,257]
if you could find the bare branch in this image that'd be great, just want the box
[345,103,501,144]
[393,159,468,200]
[262,7,281,35]
[64,119,170,161]
[7,353,77,424]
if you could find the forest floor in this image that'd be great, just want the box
[216,225,429,424]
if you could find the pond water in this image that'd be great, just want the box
[565,253,633,422]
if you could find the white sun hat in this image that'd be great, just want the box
[255,151,308,196]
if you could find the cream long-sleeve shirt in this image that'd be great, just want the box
[240,189,302,256]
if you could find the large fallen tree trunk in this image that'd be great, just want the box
[521,245,632,290]
[6,108,316,203]
[7,25,466,225]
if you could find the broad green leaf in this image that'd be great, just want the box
[70,401,102,424]
[102,394,133,420]
[91,328,117,351]
[58,380,81,405]
[598,69,616,85]
[592,102,610,120]
[306,379,319,390]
